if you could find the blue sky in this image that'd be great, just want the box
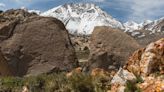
[0,0,164,23]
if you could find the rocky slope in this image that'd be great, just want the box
[41,3,124,35]
[134,30,164,47]
[142,17,164,33]
[0,9,78,76]
[124,19,164,39]
[123,19,164,47]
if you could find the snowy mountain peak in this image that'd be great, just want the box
[124,21,139,27]
[123,18,164,39]
[142,17,164,33]
[142,20,152,26]
[41,3,124,35]
[123,21,141,32]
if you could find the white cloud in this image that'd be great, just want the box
[91,0,106,2]
[0,3,5,7]
[129,0,164,22]
[81,0,106,3]
[106,0,164,22]
[13,0,31,2]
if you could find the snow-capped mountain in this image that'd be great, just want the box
[123,18,164,38]
[123,21,141,32]
[123,20,154,33]
[123,21,145,38]
[23,3,163,37]
[41,3,124,35]
[142,20,152,26]
[142,17,164,33]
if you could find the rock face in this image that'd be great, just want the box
[124,38,164,76]
[0,9,36,42]
[87,26,140,70]
[138,76,164,92]
[0,9,78,76]
[0,51,12,76]
[111,38,164,92]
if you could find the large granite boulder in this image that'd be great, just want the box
[0,9,78,76]
[87,26,140,70]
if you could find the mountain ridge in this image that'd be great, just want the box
[26,3,164,37]
[41,3,124,35]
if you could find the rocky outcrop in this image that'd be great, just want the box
[111,68,136,85]
[0,9,78,76]
[87,26,140,70]
[111,38,164,92]
[138,76,164,92]
[124,38,164,76]
[0,9,36,42]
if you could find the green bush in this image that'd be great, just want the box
[124,80,142,92]
[0,77,23,92]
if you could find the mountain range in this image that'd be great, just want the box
[28,3,164,37]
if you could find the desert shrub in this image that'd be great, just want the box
[68,73,94,92]
[23,75,46,92]
[135,75,144,83]
[0,77,23,92]
[124,80,142,92]
[92,75,111,92]
[0,72,112,92]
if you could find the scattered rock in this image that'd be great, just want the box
[111,68,136,85]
